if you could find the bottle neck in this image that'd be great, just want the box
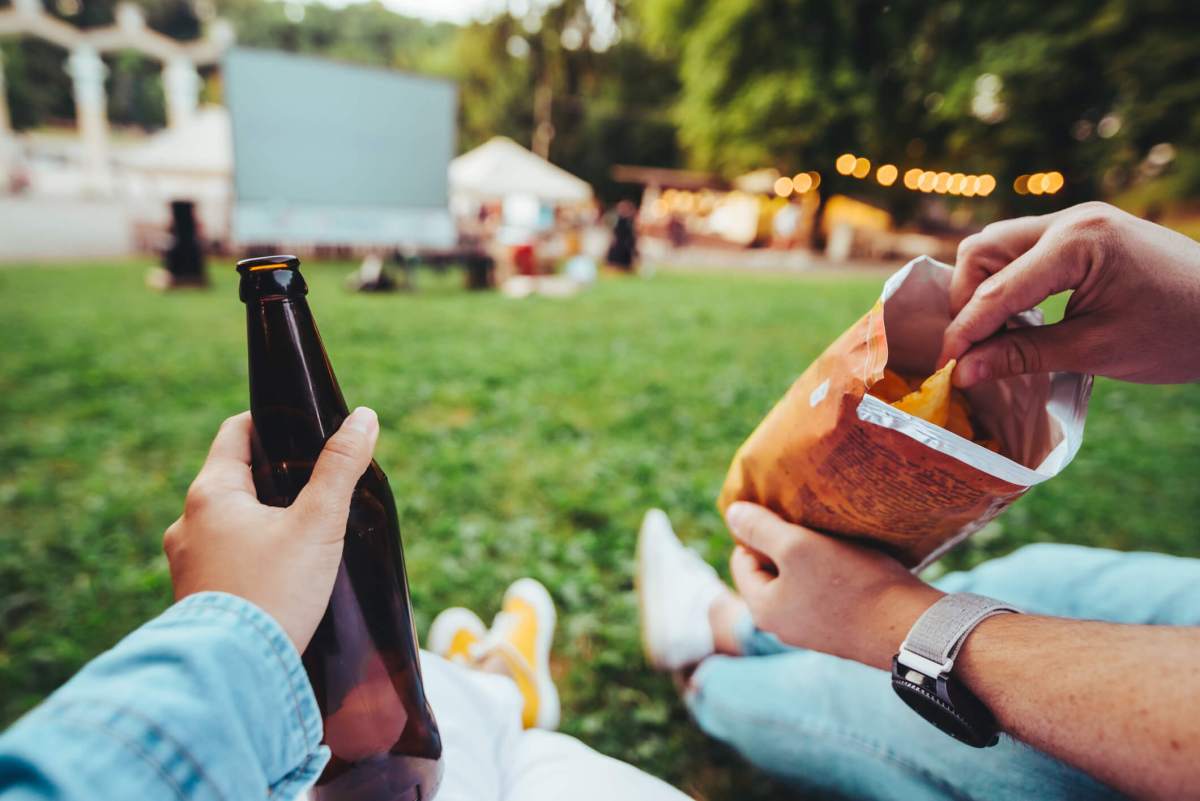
[245,292,349,463]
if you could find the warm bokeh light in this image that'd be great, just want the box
[1013,174,1029,195]
[918,170,936,192]
[1028,172,1046,195]
[852,157,871,179]
[948,173,966,194]
[977,174,996,196]
[792,172,813,193]
[1044,171,1065,193]
[903,168,922,190]
[934,171,951,193]
[961,175,978,197]
[808,171,822,190]
[773,176,794,197]
[836,153,857,175]
[876,163,898,186]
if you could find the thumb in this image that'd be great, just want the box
[954,321,1085,387]
[294,407,379,525]
[725,502,798,569]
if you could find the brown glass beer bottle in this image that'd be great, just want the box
[237,255,443,801]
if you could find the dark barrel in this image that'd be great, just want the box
[237,255,443,801]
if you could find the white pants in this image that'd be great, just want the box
[422,651,689,801]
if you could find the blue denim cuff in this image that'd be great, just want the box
[150,592,329,798]
[733,609,789,656]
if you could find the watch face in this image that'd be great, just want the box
[892,678,979,742]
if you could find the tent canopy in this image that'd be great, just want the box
[450,136,592,205]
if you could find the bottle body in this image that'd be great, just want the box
[240,256,443,801]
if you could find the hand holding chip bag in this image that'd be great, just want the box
[718,257,1092,569]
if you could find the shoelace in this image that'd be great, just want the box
[467,613,536,688]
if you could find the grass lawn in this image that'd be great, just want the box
[2,260,1198,799]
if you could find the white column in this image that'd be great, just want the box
[0,49,12,136]
[163,57,201,129]
[65,45,111,195]
[0,50,12,189]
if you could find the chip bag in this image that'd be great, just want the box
[718,256,1092,569]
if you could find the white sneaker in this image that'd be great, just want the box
[636,508,726,670]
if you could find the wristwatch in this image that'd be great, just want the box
[891,592,1020,748]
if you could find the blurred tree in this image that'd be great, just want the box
[451,0,680,200]
[638,0,1200,221]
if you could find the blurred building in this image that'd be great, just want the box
[0,0,232,260]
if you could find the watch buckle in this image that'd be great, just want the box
[897,644,954,679]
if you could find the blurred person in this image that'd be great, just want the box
[0,410,688,801]
[605,200,638,271]
[667,213,688,249]
[639,202,1200,801]
[770,200,800,248]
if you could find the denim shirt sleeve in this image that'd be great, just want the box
[0,592,329,801]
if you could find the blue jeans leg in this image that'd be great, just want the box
[686,544,1200,801]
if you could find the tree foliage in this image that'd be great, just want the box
[3,0,1197,208]
[637,0,1200,215]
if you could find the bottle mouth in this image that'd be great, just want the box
[237,255,306,302]
[237,255,301,274]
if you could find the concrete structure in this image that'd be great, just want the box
[0,0,233,194]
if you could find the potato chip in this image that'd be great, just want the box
[868,368,913,403]
[947,390,975,440]
[891,359,955,428]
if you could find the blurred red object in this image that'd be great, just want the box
[512,244,537,275]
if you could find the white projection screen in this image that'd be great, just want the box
[225,48,457,248]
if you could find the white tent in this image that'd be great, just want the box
[450,136,592,205]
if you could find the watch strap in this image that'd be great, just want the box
[901,592,1021,675]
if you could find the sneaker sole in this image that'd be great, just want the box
[636,510,670,670]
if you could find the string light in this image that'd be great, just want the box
[830,154,1055,196]
[773,176,794,197]
[792,172,814,193]
[1013,172,1062,195]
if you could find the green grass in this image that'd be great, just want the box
[1,261,1198,799]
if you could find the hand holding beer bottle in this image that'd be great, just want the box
[175,256,444,801]
[165,407,380,653]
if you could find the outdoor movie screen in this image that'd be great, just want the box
[224,48,457,248]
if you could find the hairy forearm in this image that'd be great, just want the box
[955,614,1200,800]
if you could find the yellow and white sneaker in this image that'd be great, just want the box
[428,607,487,665]
[481,578,561,731]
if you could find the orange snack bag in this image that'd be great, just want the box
[718,257,1091,569]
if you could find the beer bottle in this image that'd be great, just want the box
[237,255,443,801]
